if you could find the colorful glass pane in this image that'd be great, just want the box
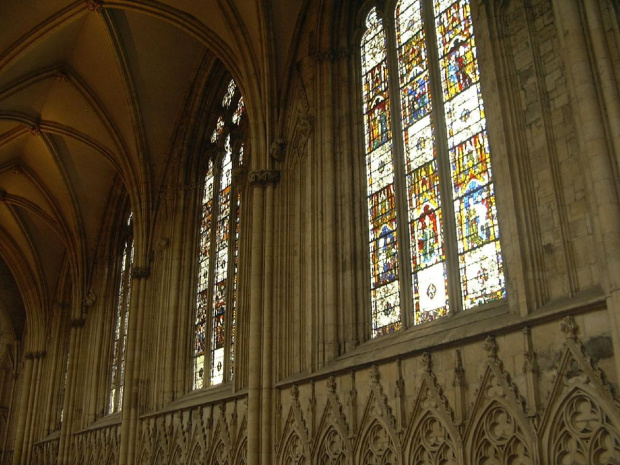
[435,0,479,101]
[222,79,236,108]
[211,116,225,143]
[195,80,243,388]
[363,9,401,337]
[396,0,448,322]
[193,160,214,390]
[210,137,233,385]
[435,0,505,309]
[233,96,245,125]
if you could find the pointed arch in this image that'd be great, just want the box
[356,419,397,465]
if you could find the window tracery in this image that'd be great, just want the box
[361,0,505,337]
[193,78,245,389]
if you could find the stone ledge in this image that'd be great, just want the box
[140,384,247,419]
[277,286,607,388]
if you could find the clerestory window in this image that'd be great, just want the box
[192,78,246,389]
[108,211,133,413]
[361,0,506,337]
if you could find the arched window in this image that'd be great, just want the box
[362,0,505,337]
[108,211,133,413]
[193,79,246,389]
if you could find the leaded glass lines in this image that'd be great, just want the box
[192,79,245,390]
[362,9,402,337]
[361,0,505,336]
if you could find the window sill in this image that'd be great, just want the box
[140,383,248,419]
[74,411,121,434]
[277,286,607,388]
[34,430,60,445]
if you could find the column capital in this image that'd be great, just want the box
[248,170,280,187]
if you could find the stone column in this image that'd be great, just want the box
[24,351,45,464]
[57,317,85,465]
[11,352,33,465]
[552,0,620,382]
[247,170,270,465]
[260,171,279,465]
[164,188,187,404]
[119,266,149,465]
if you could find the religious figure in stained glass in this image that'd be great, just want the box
[362,0,505,335]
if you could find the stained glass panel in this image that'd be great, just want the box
[233,97,245,125]
[397,0,448,322]
[195,79,243,388]
[435,0,479,101]
[193,160,214,390]
[434,0,505,309]
[211,116,225,143]
[363,9,402,337]
[222,79,236,108]
[210,137,232,385]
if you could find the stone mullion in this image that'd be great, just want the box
[247,172,265,465]
[551,0,620,384]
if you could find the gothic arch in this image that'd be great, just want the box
[405,411,459,465]
[540,321,620,465]
[469,400,534,465]
[233,436,247,465]
[187,443,202,465]
[545,386,620,464]
[170,444,183,465]
[314,426,347,465]
[355,419,398,465]
[403,361,462,465]
[153,446,166,465]
[209,439,230,465]
[312,379,351,465]
[278,429,308,465]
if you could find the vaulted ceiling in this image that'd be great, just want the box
[0,0,304,347]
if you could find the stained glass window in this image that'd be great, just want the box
[108,211,133,413]
[193,79,246,390]
[57,332,70,429]
[361,0,505,337]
